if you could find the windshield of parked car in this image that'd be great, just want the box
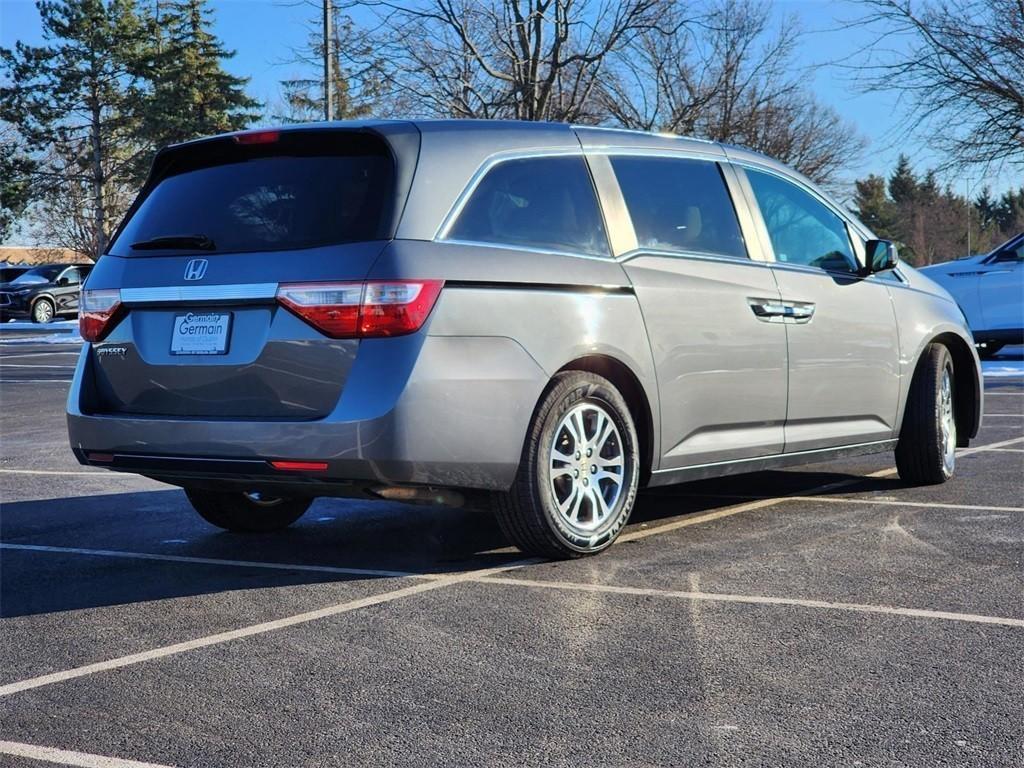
[9,266,62,285]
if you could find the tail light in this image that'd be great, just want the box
[80,288,123,342]
[276,280,443,339]
[270,460,328,472]
[233,129,280,145]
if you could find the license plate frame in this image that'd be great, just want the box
[170,312,232,356]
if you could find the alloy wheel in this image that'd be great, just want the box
[549,402,625,533]
[940,366,956,475]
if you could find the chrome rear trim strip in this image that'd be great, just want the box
[119,283,278,304]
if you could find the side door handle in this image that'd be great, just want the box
[748,298,816,324]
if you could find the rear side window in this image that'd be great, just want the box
[111,132,394,256]
[611,156,747,259]
[746,168,857,273]
[447,156,609,257]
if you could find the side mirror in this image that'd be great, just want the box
[57,277,69,286]
[864,239,899,274]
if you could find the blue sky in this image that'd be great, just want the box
[0,0,1016,198]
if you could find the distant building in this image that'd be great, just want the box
[0,246,90,266]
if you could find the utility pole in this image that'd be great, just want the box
[965,177,972,257]
[323,0,334,121]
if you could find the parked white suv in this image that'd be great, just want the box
[922,233,1024,358]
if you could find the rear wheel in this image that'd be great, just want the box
[895,343,957,485]
[185,489,311,532]
[493,371,640,559]
[32,298,54,324]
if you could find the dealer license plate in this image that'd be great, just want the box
[170,312,231,355]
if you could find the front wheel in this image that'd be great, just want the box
[895,343,957,485]
[32,298,54,324]
[493,371,640,559]
[185,489,312,532]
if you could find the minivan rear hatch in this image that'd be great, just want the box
[86,124,420,419]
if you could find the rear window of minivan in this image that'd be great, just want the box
[110,131,395,256]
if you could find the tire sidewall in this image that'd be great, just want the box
[531,378,639,554]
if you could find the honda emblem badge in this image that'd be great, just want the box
[183,259,208,281]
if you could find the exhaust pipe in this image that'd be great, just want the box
[369,486,465,508]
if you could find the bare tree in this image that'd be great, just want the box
[601,0,864,187]
[357,0,673,122]
[276,1,384,122]
[854,0,1024,170]
[26,141,137,259]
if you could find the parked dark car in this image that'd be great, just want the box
[0,265,30,283]
[0,263,93,323]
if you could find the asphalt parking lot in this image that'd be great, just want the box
[1,340,1022,767]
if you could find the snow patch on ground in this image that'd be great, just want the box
[2,320,78,330]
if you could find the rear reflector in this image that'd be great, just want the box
[80,289,123,342]
[270,460,329,471]
[234,130,280,145]
[87,452,115,463]
[276,280,443,339]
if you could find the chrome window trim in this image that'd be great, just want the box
[433,147,587,242]
[585,153,638,257]
[119,283,279,304]
[439,239,774,269]
[439,238,617,263]
[618,247,770,268]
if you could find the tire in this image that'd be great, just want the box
[493,371,640,559]
[895,343,957,485]
[978,343,1004,359]
[32,298,54,324]
[185,489,312,533]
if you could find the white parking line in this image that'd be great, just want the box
[676,493,1023,514]
[0,363,76,368]
[985,392,1024,396]
[477,576,1024,628]
[619,435,1024,542]
[0,543,443,581]
[0,741,174,768]
[0,558,537,698]
[985,413,1024,417]
[0,378,73,383]
[0,351,80,359]
[0,469,130,477]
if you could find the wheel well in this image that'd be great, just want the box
[31,295,54,309]
[928,333,981,445]
[558,355,655,486]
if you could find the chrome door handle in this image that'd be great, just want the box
[748,298,816,324]
[785,302,815,322]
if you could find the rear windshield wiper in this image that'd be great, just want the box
[130,234,216,251]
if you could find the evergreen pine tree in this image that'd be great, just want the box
[887,155,918,204]
[853,175,897,238]
[0,0,149,256]
[0,125,37,242]
[140,0,260,155]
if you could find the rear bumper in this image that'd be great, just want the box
[67,334,549,492]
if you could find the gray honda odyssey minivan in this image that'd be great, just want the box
[68,120,983,558]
